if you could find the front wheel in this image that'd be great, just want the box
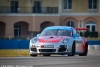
[43,54,51,56]
[30,54,37,57]
[68,41,75,56]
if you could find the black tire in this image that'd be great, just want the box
[43,54,51,56]
[79,43,88,56]
[30,54,37,57]
[61,54,66,55]
[68,41,75,56]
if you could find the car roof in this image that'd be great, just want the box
[44,26,73,31]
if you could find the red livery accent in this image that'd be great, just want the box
[82,45,85,53]
[82,37,87,53]
[38,36,68,43]
[38,38,62,43]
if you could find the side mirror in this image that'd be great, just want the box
[73,34,79,38]
[37,34,40,37]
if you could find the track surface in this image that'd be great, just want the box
[0,53,100,67]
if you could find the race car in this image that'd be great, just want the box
[29,26,88,56]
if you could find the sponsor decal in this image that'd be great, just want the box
[41,45,54,48]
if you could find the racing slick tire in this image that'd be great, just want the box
[43,54,51,56]
[68,41,75,56]
[79,42,88,56]
[30,54,37,57]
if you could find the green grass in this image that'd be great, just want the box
[87,38,100,40]
[0,49,30,57]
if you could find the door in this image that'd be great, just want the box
[74,35,83,52]
[86,25,90,31]
[73,28,83,52]
[11,1,18,13]
[92,25,96,31]
[14,26,21,38]
[86,24,96,31]
[33,1,41,13]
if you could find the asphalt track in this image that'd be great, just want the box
[0,51,100,67]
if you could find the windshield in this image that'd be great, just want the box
[40,29,72,36]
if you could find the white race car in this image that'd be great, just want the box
[29,26,88,56]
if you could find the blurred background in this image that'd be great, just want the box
[0,0,99,40]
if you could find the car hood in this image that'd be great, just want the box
[38,36,69,43]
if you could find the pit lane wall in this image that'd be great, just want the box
[0,40,100,50]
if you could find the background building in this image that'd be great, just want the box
[0,0,100,39]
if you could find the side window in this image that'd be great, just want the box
[76,30,79,34]
[73,28,77,34]
[73,28,79,37]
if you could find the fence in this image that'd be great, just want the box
[0,40,100,49]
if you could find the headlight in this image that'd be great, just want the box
[62,39,69,44]
[31,38,38,44]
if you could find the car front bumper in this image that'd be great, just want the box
[29,41,73,55]
[29,46,72,55]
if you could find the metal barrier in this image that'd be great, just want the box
[0,40,30,49]
[88,40,100,45]
[0,40,100,49]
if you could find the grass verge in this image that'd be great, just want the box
[0,49,30,57]
[87,38,100,40]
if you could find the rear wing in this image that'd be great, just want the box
[75,28,89,35]
[76,28,89,30]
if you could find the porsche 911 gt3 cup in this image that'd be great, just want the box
[29,26,88,56]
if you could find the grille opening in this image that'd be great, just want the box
[60,45,67,47]
[58,45,67,52]
[39,49,56,52]
[31,48,37,52]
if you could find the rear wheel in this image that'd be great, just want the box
[68,41,75,56]
[79,43,88,56]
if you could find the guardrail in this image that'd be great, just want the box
[0,40,100,49]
